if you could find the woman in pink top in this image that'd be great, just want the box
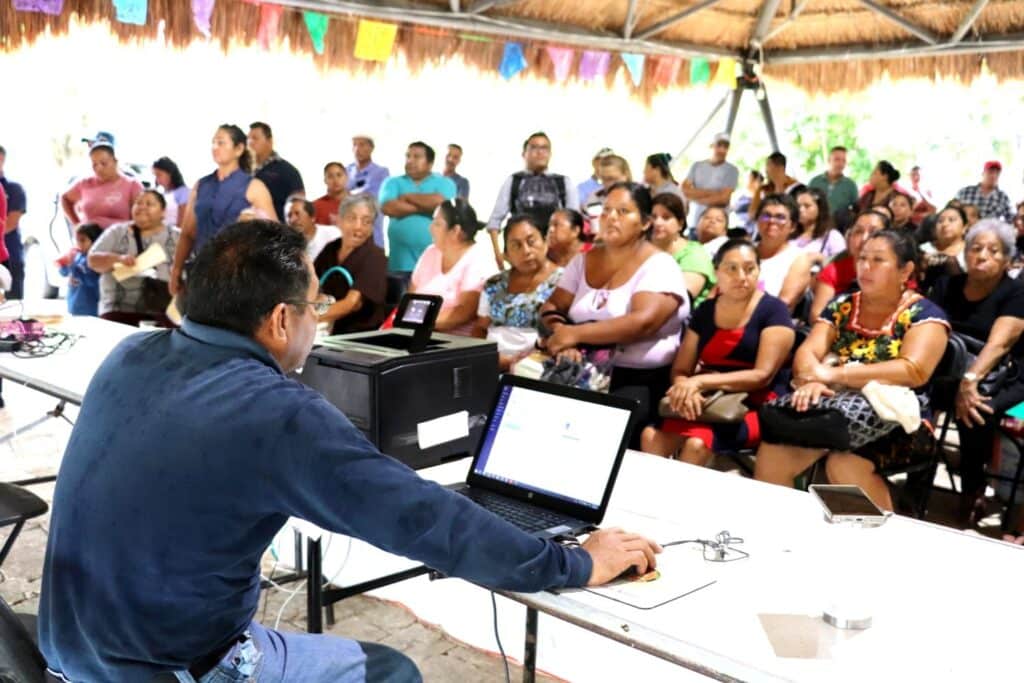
[61,141,143,229]
[540,182,689,436]
[410,198,498,336]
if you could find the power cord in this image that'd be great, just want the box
[661,530,749,562]
[490,592,511,683]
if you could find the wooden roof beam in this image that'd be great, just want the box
[634,0,722,41]
[856,0,938,45]
[950,0,990,44]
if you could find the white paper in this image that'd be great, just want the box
[417,410,470,450]
[111,243,168,282]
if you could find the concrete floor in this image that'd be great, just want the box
[1,376,1015,681]
[0,381,557,683]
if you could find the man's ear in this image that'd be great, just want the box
[267,303,290,343]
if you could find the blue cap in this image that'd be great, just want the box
[81,131,115,147]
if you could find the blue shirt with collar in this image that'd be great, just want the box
[346,161,391,248]
[39,318,592,682]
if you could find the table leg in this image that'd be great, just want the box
[523,606,538,683]
[0,401,71,447]
[307,537,323,634]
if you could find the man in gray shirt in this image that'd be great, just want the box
[682,132,739,227]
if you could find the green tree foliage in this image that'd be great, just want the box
[787,112,874,182]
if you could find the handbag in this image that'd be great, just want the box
[130,226,172,314]
[540,345,616,393]
[658,390,749,424]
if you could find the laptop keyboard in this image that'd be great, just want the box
[459,488,582,533]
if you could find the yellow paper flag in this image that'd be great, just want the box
[711,57,738,87]
[354,19,398,62]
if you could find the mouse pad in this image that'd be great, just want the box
[579,544,718,610]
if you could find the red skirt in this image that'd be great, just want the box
[660,409,761,452]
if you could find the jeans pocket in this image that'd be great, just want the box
[202,632,264,683]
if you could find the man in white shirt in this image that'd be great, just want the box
[287,196,339,261]
[682,132,739,227]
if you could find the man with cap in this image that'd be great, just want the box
[347,135,390,249]
[576,147,614,204]
[248,122,305,222]
[955,161,1014,222]
[682,132,739,228]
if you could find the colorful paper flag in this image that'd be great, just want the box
[12,0,63,14]
[499,42,527,80]
[621,53,645,87]
[653,55,682,87]
[711,57,738,87]
[354,19,398,62]
[689,57,711,85]
[545,46,574,83]
[191,0,214,37]
[579,50,611,82]
[257,4,283,50]
[112,0,147,25]
[303,11,329,55]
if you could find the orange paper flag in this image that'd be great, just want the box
[354,19,398,62]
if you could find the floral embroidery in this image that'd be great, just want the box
[483,268,563,328]
[823,291,948,365]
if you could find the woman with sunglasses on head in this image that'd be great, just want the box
[409,197,498,336]
[754,193,814,314]
[642,239,795,466]
[540,182,689,434]
[793,187,845,266]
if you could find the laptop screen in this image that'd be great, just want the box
[472,382,633,510]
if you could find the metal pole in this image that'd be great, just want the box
[756,84,780,152]
[306,537,323,633]
[522,606,538,683]
[725,86,744,137]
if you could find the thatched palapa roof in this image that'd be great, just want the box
[2,0,1023,96]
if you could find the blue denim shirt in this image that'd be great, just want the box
[39,318,592,682]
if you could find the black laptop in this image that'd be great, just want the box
[448,375,638,539]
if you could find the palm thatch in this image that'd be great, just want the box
[2,0,1023,97]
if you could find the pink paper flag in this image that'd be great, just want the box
[257,4,284,50]
[191,0,215,38]
[12,0,63,14]
[545,46,574,83]
[653,55,682,87]
[578,50,611,82]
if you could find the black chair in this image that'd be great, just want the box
[385,273,409,307]
[0,594,46,682]
[0,482,48,570]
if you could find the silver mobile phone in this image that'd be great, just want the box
[809,485,889,526]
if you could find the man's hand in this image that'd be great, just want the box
[582,528,662,586]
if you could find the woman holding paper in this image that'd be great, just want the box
[88,190,180,326]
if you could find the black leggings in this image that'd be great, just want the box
[956,378,1024,495]
[610,364,672,449]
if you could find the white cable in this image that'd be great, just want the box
[273,579,308,631]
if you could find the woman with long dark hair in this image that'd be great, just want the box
[170,124,276,296]
[793,187,845,264]
[644,153,684,201]
[152,156,189,225]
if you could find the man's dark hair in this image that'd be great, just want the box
[249,121,273,139]
[522,132,550,153]
[323,161,345,174]
[761,192,799,226]
[0,144,6,156]
[767,151,787,168]
[829,146,847,155]
[185,220,310,337]
[76,223,103,244]
[289,196,315,218]
[409,141,435,164]
[448,143,463,153]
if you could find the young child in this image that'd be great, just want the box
[57,223,102,316]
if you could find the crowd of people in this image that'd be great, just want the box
[4,124,1024,539]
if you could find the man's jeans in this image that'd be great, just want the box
[172,621,421,683]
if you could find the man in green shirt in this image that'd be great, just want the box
[808,146,859,221]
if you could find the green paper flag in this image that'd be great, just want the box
[303,11,329,55]
[690,57,710,85]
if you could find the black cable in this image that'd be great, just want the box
[490,591,511,683]
[11,331,78,359]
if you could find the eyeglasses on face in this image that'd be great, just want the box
[288,294,336,316]
[758,212,789,224]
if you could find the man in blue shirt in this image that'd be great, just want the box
[347,135,390,249]
[379,142,457,272]
[38,221,658,683]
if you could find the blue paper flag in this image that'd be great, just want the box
[113,0,147,25]
[499,42,528,80]
[622,53,645,87]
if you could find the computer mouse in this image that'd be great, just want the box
[615,565,641,581]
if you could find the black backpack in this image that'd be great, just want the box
[509,171,568,228]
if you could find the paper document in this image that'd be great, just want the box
[111,243,168,282]
[417,411,469,450]
[579,542,718,610]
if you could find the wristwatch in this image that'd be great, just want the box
[963,371,980,383]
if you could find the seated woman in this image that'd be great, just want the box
[793,187,845,265]
[87,190,180,327]
[809,209,889,322]
[695,206,729,259]
[313,195,389,335]
[641,239,795,466]
[888,190,918,234]
[410,198,498,336]
[649,193,715,306]
[540,182,689,430]
[919,204,967,292]
[754,230,950,510]
[547,208,589,267]
[928,219,1024,529]
[754,193,814,313]
[472,215,562,371]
